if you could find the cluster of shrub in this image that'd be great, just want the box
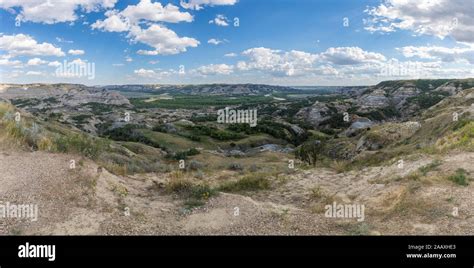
[227,120,308,145]
[184,125,245,141]
[167,148,200,160]
[101,124,163,149]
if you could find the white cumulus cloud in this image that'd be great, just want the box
[48,61,62,67]
[364,0,474,43]
[26,71,43,76]
[122,0,193,24]
[320,47,386,65]
[68,49,85,55]
[196,64,233,75]
[0,58,22,67]
[91,0,198,55]
[91,10,130,32]
[0,0,117,24]
[209,14,229,26]
[180,0,237,10]
[208,38,226,45]
[27,57,48,66]
[398,45,474,64]
[130,24,199,55]
[0,34,65,57]
[237,47,318,76]
[134,68,175,78]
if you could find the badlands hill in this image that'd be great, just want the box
[0,83,130,106]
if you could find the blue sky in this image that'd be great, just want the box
[0,0,473,86]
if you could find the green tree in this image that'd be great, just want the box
[295,140,324,166]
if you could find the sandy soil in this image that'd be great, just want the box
[0,149,473,235]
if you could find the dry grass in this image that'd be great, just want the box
[329,160,351,173]
[103,162,128,176]
[218,173,271,193]
[308,186,338,213]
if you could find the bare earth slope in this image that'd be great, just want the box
[1,149,472,235]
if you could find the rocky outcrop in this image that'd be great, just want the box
[357,88,389,109]
[0,84,130,107]
[0,83,85,99]
[345,117,374,137]
[247,144,294,154]
[356,121,421,152]
[350,117,374,130]
[58,88,130,106]
[295,101,331,127]
[435,82,464,95]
